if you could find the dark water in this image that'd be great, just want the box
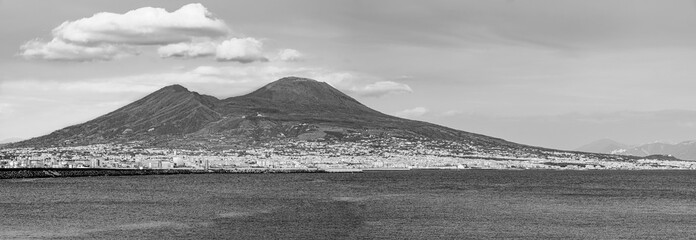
[3,170,696,239]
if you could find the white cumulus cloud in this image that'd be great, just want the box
[215,38,267,63]
[19,4,306,63]
[190,66,225,76]
[158,37,268,62]
[158,41,217,58]
[20,38,136,61]
[276,49,304,61]
[53,3,228,45]
[19,3,235,61]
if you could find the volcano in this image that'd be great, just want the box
[14,77,525,151]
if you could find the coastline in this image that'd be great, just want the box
[4,166,696,179]
[0,168,324,179]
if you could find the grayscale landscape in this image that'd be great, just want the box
[2,1,696,239]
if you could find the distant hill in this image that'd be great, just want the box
[575,139,629,154]
[613,141,696,160]
[578,139,696,160]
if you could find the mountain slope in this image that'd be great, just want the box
[17,85,222,146]
[93,84,221,134]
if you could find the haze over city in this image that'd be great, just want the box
[2,0,696,150]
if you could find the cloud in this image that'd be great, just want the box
[19,3,229,61]
[156,37,269,62]
[395,107,429,118]
[276,49,304,61]
[18,3,306,63]
[190,66,224,76]
[19,3,271,62]
[215,38,267,63]
[157,41,217,58]
[19,38,137,61]
[53,3,228,45]
[349,81,413,97]
[157,37,268,63]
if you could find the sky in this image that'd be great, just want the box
[2,0,696,150]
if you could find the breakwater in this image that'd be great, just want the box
[0,168,324,179]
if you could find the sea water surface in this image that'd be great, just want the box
[2,170,696,239]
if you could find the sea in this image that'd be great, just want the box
[2,170,696,239]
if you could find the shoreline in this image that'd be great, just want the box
[0,168,324,179]
[2,167,694,179]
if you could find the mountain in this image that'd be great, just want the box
[13,76,624,164]
[8,77,515,150]
[612,141,696,160]
[575,139,629,154]
[577,138,696,160]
